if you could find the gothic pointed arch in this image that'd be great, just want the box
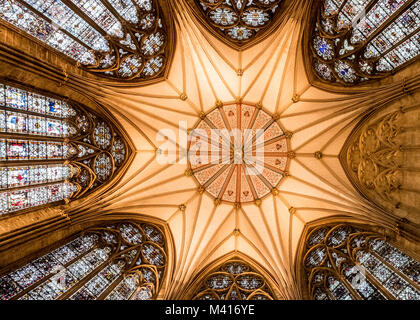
[297,221,420,300]
[184,0,294,50]
[340,89,420,230]
[0,0,176,83]
[0,219,168,300]
[183,253,279,300]
[0,78,132,218]
[305,0,420,87]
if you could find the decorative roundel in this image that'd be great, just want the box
[188,103,290,204]
[94,152,114,182]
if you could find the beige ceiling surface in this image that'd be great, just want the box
[73,1,403,299]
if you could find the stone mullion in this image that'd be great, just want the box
[370,250,420,293]
[60,0,110,38]
[98,0,130,26]
[11,243,99,300]
[357,0,416,56]
[13,0,95,51]
[371,26,420,63]
[97,245,145,300]
[0,160,65,167]
[0,106,64,121]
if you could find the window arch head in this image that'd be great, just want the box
[0,0,175,82]
[300,223,420,300]
[0,220,168,300]
[308,0,420,86]
[0,80,131,217]
[186,0,289,49]
[340,95,420,225]
[190,257,276,300]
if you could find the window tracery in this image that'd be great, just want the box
[310,0,420,85]
[0,0,172,81]
[190,0,284,47]
[0,81,128,217]
[0,221,167,300]
[192,259,275,300]
[302,223,420,300]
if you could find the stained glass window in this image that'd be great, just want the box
[188,103,289,204]
[311,0,420,85]
[192,259,275,300]
[302,223,420,300]
[0,81,128,217]
[0,221,167,300]
[193,0,284,46]
[0,0,171,81]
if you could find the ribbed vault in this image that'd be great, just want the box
[2,0,418,299]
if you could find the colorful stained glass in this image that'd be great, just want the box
[193,259,274,300]
[0,222,166,300]
[0,110,5,132]
[29,141,47,160]
[0,0,96,65]
[189,103,289,204]
[0,84,5,106]
[197,0,283,43]
[303,223,420,300]
[93,123,112,149]
[0,0,169,81]
[5,86,27,110]
[7,140,29,160]
[94,153,113,182]
[28,92,46,114]
[6,112,27,133]
[312,0,420,84]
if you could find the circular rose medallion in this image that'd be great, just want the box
[188,103,290,204]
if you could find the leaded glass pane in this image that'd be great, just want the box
[0,0,170,81]
[0,222,166,300]
[193,259,274,300]
[0,81,127,217]
[195,0,284,45]
[311,0,420,84]
[303,223,420,300]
